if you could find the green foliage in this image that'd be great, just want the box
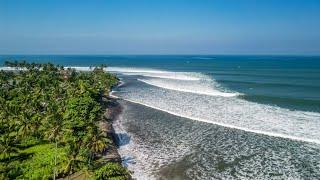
[93,163,130,180]
[0,143,66,179]
[18,144,67,179]
[0,61,125,179]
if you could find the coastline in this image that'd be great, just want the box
[63,91,131,180]
[99,92,133,179]
[99,95,122,163]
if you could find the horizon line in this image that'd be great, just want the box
[1,54,320,57]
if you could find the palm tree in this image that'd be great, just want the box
[85,127,111,167]
[0,132,19,160]
[63,142,85,175]
[17,116,33,137]
[43,100,65,179]
[88,132,110,154]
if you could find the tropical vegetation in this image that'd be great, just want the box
[0,61,129,179]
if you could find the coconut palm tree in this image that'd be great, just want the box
[0,132,19,160]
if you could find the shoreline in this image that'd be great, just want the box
[99,93,134,178]
[99,95,122,163]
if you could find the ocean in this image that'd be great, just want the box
[1,55,320,179]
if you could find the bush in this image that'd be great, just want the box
[93,163,130,180]
[19,144,67,179]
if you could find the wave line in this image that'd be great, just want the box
[138,79,239,97]
[110,92,320,145]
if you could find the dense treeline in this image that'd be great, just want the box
[0,61,129,179]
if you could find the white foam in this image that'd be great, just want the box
[108,67,239,97]
[111,67,320,144]
[111,101,162,180]
[112,81,320,145]
[138,78,239,97]
[111,92,320,145]
[107,67,200,80]
[110,65,320,179]
[128,72,200,80]
[107,67,168,74]
[112,95,195,180]
[112,91,320,179]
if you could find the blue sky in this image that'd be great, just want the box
[0,0,320,54]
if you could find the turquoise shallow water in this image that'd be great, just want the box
[1,55,320,179]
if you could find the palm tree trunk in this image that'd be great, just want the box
[54,140,57,180]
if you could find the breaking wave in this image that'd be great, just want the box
[110,67,320,145]
[111,92,320,144]
[137,78,239,97]
[107,67,200,80]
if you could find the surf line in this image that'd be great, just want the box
[110,92,320,145]
[137,78,239,97]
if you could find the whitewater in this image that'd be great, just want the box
[109,67,320,145]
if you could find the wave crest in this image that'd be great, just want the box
[107,67,200,80]
[138,78,239,97]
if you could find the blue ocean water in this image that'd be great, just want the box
[1,55,320,179]
[1,55,320,112]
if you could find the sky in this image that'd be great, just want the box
[0,0,320,55]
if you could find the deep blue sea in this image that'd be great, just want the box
[1,55,320,179]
